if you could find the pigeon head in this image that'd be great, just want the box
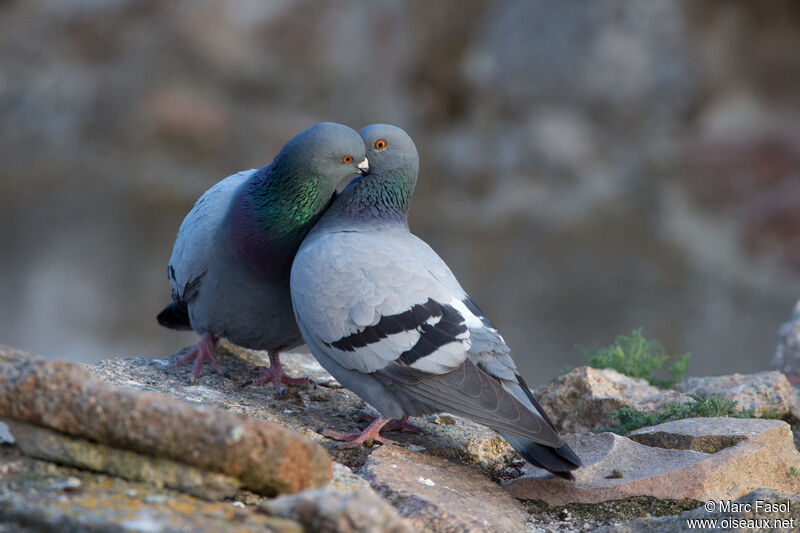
[323,123,419,224]
[359,124,419,181]
[280,122,369,186]
[243,122,367,227]
[230,122,367,273]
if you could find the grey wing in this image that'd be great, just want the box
[167,170,254,304]
[460,296,520,382]
[456,295,569,444]
[291,229,564,447]
[375,292,565,447]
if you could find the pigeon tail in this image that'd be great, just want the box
[501,432,581,480]
[157,301,192,330]
[507,372,582,479]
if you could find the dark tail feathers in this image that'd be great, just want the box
[157,301,192,330]
[506,373,582,479]
[501,432,581,480]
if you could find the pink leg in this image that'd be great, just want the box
[252,352,310,394]
[359,413,421,434]
[176,332,222,382]
[323,417,392,448]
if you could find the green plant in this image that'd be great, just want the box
[579,328,690,388]
[595,394,744,435]
[729,406,786,420]
[790,466,800,482]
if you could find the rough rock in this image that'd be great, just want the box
[532,366,693,433]
[677,370,800,421]
[0,345,330,495]
[0,446,301,532]
[261,487,412,533]
[12,342,800,531]
[360,445,528,532]
[596,489,800,532]
[4,419,241,500]
[258,461,413,533]
[521,496,702,533]
[504,417,800,505]
[90,345,520,475]
[328,462,375,494]
[2,345,538,531]
[772,299,800,380]
[627,416,784,453]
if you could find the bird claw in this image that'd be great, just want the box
[322,416,393,448]
[176,333,222,381]
[250,358,310,394]
[358,413,421,434]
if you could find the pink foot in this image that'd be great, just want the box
[251,352,310,396]
[359,413,421,434]
[322,417,392,449]
[176,332,222,382]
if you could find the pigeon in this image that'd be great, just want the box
[290,124,581,479]
[158,122,369,388]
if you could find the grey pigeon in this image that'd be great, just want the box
[291,124,581,479]
[158,122,369,388]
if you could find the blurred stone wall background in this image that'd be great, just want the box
[1,0,799,384]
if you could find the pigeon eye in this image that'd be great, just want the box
[342,155,353,164]
[374,139,387,150]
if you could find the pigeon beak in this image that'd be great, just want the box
[356,157,370,176]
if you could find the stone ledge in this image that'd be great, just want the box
[0,446,302,533]
[3,419,241,500]
[360,445,528,532]
[4,343,800,531]
[0,345,330,496]
[505,417,800,505]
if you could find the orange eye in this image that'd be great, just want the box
[342,155,353,163]
[374,139,387,150]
